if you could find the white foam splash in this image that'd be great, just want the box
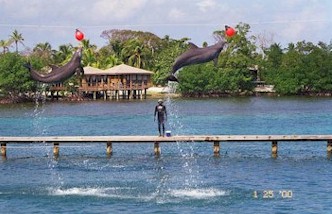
[49,187,135,198]
[170,188,228,199]
[48,187,228,202]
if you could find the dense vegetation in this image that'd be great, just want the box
[1,23,332,101]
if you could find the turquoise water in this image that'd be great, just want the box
[1,97,332,213]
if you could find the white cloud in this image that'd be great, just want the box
[0,0,331,49]
[88,0,148,22]
[196,0,217,12]
[0,0,43,19]
[168,8,186,21]
[271,1,328,42]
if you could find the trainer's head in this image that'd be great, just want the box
[158,99,163,104]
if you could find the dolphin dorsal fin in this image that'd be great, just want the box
[188,42,199,49]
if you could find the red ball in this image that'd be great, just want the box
[225,25,236,37]
[75,29,84,41]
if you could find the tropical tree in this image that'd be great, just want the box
[95,46,122,69]
[0,39,12,54]
[53,44,73,64]
[109,40,124,59]
[10,29,24,53]
[101,29,163,70]
[81,39,97,66]
[120,39,147,68]
[0,53,36,98]
[153,37,190,85]
[32,42,53,65]
[178,23,258,95]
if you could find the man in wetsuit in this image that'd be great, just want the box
[154,99,167,136]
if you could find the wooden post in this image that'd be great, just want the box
[213,141,220,156]
[1,143,6,157]
[271,141,278,158]
[130,90,133,99]
[106,142,113,156]
[154,142,161,156]
[53,143,59,157]
[327,140,332,158]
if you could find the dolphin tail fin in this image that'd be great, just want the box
[166,75,179,82]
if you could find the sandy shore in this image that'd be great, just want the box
[146,86,180,98]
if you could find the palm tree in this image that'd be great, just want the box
[33,42,53,64]
[81,39,97,51]
[81,39,98,66]
[10,29,24,53]
[121,39,151,68]
[0,39,12,54]
[128,46,144,68]
[53,44,73,63]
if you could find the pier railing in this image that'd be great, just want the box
[1,135,332,158]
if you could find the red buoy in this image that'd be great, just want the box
[225,25,236,37]
[75,29,84,41]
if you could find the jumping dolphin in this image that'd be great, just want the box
[24,47,83,83]
[167,39,226,82]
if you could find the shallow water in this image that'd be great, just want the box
[1,97,332,213]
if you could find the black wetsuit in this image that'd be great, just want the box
[154,104,167,136]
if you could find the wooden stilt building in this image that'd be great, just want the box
[49,64,154,100]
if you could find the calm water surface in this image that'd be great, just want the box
[1,96,332,213]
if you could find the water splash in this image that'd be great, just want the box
[31,84,64,187]
[170,188,229,199]
[32,84,48,136]
[163,82,202,190]
[48,186,228,203]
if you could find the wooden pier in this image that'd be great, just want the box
[1,135,332,158]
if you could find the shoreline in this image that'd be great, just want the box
[2,88,332,105]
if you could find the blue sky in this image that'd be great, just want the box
[1,0,332,51]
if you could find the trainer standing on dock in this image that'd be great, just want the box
[154,99,167,137]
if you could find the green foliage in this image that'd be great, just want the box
[101,29,162,49]
[0,53,36,96]
[95,46,121,69]
[121,39,151,69]
[178,63,215,95]
[153,37,191,86]
[1,24,332,98]
[53,44,74,64]
[178,62,254,96]
[101,29,163,70]
[177,23,256,95]
[10,29,24,53]
[263,41,332,95]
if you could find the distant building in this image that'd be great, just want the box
[49,64,154,100]
[249,65,275,94]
